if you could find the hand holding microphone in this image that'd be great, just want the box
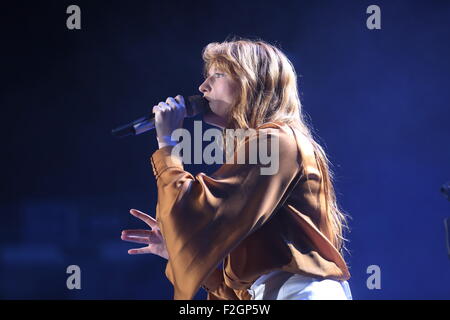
[152,95,187,148]
[111,95,210,139]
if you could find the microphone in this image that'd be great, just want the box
[111,95,210,138]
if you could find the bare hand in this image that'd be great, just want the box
[152,95,186,148]
[121,209,169,260]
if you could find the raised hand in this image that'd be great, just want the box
[121,209,169,260]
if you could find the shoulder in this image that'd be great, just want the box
[216,122,301,177]
[255,122,300,158]
[251,122,302,176]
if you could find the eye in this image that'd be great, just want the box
[214,73,224,78]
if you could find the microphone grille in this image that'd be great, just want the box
[185,95,210,117]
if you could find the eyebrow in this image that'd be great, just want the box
[207,69,224,77]
[204,69,218,79]
[203,68,212,78]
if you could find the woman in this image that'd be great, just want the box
[121,38,352,300]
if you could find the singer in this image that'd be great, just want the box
[120,38,352,300]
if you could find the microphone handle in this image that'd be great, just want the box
[112,116,155,138]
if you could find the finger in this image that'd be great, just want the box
[175,95,185,107]
[129,209,157,224]
[166,97,178,108]
[174,95,186,117]
[128,247,152,255]
[129,209,158,228]
[121,229,152,237]
[121,235,150,244]
[121,231,162,243]
[152,105,160,114]
[153,104,169,114]
[158,102,170,111]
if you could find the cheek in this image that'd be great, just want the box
[209,81,239,116]
[227,81,240,103]
[217,81,236,100]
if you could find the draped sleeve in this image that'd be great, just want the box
[149,124,300,299]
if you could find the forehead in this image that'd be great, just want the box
[203,62,229,79]
[207,61,227,73]
[207,65,221,74]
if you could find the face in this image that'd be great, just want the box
[198,66,240,129]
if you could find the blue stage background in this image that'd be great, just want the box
[1,0,449,299]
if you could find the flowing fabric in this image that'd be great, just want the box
[150,122,350,300]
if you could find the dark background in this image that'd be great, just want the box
[1,0,449,299]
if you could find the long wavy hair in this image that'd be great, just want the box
[201,37,350,254]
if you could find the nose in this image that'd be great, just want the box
[198,79,210,95]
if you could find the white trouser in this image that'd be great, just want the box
[247,270,353,300]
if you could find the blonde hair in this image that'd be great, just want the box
[201,36,350,254]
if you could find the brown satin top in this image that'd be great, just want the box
[150,121,350,300]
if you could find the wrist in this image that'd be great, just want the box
[158,141,177,149]
[157,135,177,149]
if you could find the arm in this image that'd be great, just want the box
[150,126,300,300]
